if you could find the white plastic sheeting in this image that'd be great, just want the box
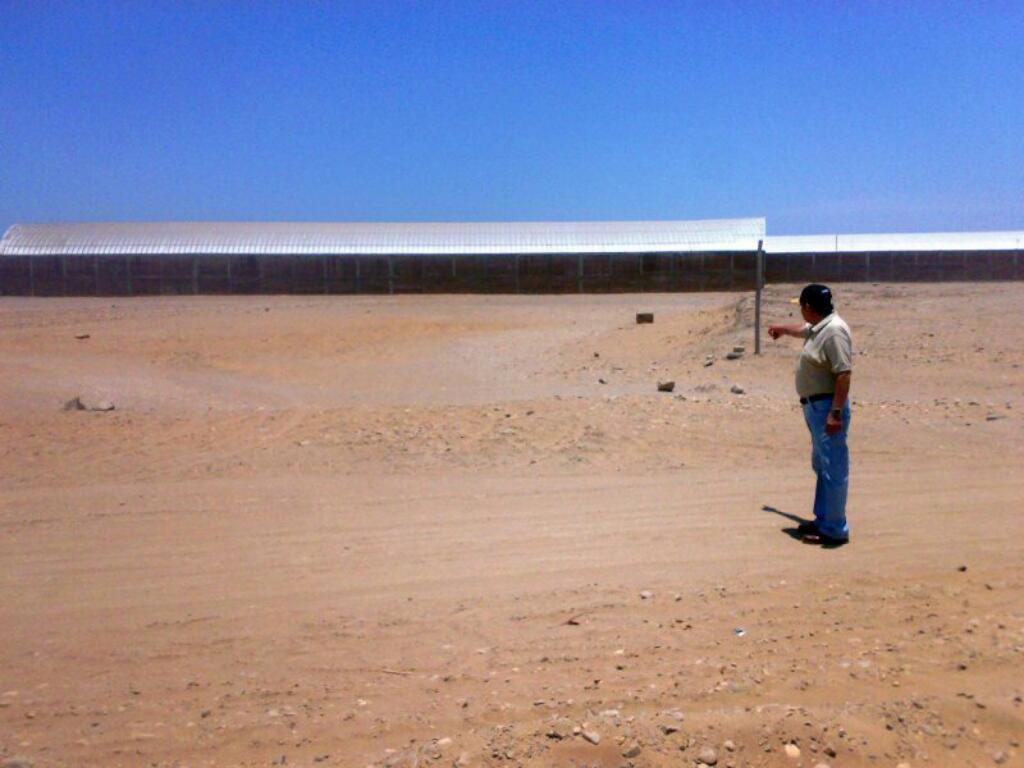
[0,219,766,256]
[767,231,1024,253]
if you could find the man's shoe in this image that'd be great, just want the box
[801,531,849,548]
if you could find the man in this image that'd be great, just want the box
[768,284,852,546]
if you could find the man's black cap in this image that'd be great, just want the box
[799,284,834,316]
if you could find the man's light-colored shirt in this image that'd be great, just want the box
[795,312,853,398]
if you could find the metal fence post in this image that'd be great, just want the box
[754,239,764,355]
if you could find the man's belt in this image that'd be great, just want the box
[799,393,833,404]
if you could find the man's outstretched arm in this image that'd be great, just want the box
[767,322,808,340]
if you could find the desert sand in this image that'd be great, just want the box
[1,283,1022,768]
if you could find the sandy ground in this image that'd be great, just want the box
[1,283,1022,768]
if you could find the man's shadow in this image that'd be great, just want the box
[762,504,847,548]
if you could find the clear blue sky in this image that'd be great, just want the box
[1,1,1022,235]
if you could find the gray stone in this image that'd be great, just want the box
[698,746,718,765]
[64,396,115,412]
[422,743,442,760]
[546,718,572,740]
[581,729,601,745]
[730,384,745,395]
[657,381,675,393]
[622,742,642,758]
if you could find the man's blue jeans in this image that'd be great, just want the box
[802,399,851,540]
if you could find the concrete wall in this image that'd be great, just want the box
[1,250,1021,296]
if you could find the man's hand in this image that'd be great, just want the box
[825,411,843,436]
[768,323,807,340]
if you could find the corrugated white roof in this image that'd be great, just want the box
[767,231,1024,253]
[0,219,765,256]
